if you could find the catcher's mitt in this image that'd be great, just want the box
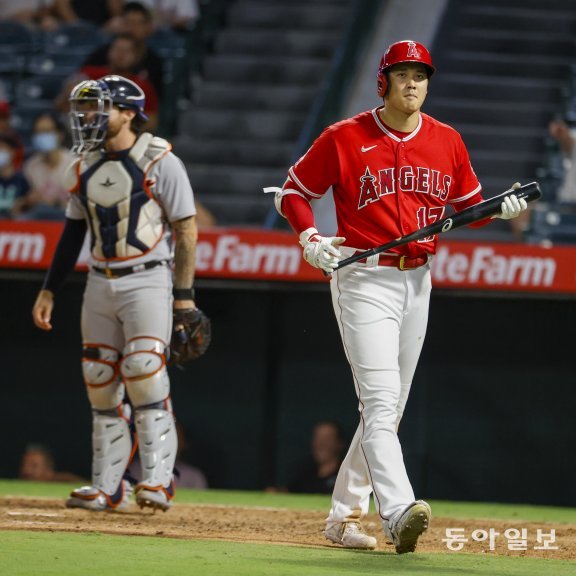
[170,308,212,365]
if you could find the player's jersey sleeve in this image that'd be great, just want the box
[448,134,483,210]
[151,152,196,222]
[288,127,339,199]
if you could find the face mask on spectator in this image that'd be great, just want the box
[0,150,11,168]
[32,132,59,153]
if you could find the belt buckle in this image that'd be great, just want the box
[104,267,116,279]
[399,255,407,270]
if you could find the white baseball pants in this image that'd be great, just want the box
[326,255,431,524]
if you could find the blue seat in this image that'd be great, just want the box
[0,21,33,75]
[0,20,34,53]
[14,75,68,114]
[526,206,576,245]
[0,54,26,76]
[8,106,38,140]
[44,22,107,56]
[0,75,16,101]
[26,53,85,77]
[147,27,187,59]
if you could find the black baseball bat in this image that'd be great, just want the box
[334,181,542,271]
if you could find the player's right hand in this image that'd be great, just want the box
[299,227,346,274]
[32,289,55,331]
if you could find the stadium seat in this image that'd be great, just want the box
[0,76,16,102]
[9,106,38,140]
[525,205,576,245]
[147,27,187,59]
[147,28,189,137]
[14,76,68,112]
[26,53,85,77]
[44,22,107,56]
[0,20,34,53]
[0,21,33,75]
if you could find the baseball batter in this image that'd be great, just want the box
[32,75,198,512]
[269,40,527,552]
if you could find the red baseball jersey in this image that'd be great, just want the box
[284,108,484,257]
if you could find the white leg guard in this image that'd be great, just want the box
[133,405,177,510]
[120,337,170,407]
[69,345,134,510]
[66,406,134,511]
[82,344,125,410]
[120,338,176,510]
[92,408,133,495]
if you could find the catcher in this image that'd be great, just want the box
[32,75,210,512]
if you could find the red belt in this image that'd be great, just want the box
[355,252,428,270]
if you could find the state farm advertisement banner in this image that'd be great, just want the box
[0,221,321,282]
[0,221,575,294]
[431,242,574,293]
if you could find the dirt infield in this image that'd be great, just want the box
[1,496,575,559]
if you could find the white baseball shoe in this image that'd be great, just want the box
[324,521,377,549]
[384,500,431,554]
[65,480,133,511]
[134,480,174,512]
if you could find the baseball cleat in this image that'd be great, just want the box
[324,521,377,550]
[384,500,431,554]
[134,481,174,512]
[65,480,133,511]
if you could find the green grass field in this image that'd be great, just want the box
[1,480,574,576]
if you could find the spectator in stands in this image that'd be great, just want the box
[549,118,576,205]
[0,0,59,30]
[0,102,25,170]
[56,34,160,130]
[139,0,200,32]
[0,133,30,218]
[18,443,86,482]
[287,421,346,494]
[19,112,75,220]
[52,0,124,31]
[82,2,165,98]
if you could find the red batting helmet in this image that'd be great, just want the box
[377,40,435,97]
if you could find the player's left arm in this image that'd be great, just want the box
[170,214,213,363]
[449,136,527,226]
[171,215,198,310]
[448,136,493,227]
[154,151,198,307]
[451,182,527,227]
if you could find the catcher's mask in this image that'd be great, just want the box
[69,75,148,154]
[69,79,113,154]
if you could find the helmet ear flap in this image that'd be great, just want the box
[377,70,387,98]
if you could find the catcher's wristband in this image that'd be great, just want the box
[173,287,195,301]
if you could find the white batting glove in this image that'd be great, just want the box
[495,183,528,220]
[299,227,346,273]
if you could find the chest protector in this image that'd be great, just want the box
[71,133,170,261]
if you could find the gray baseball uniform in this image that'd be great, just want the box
[64,132,195,508]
